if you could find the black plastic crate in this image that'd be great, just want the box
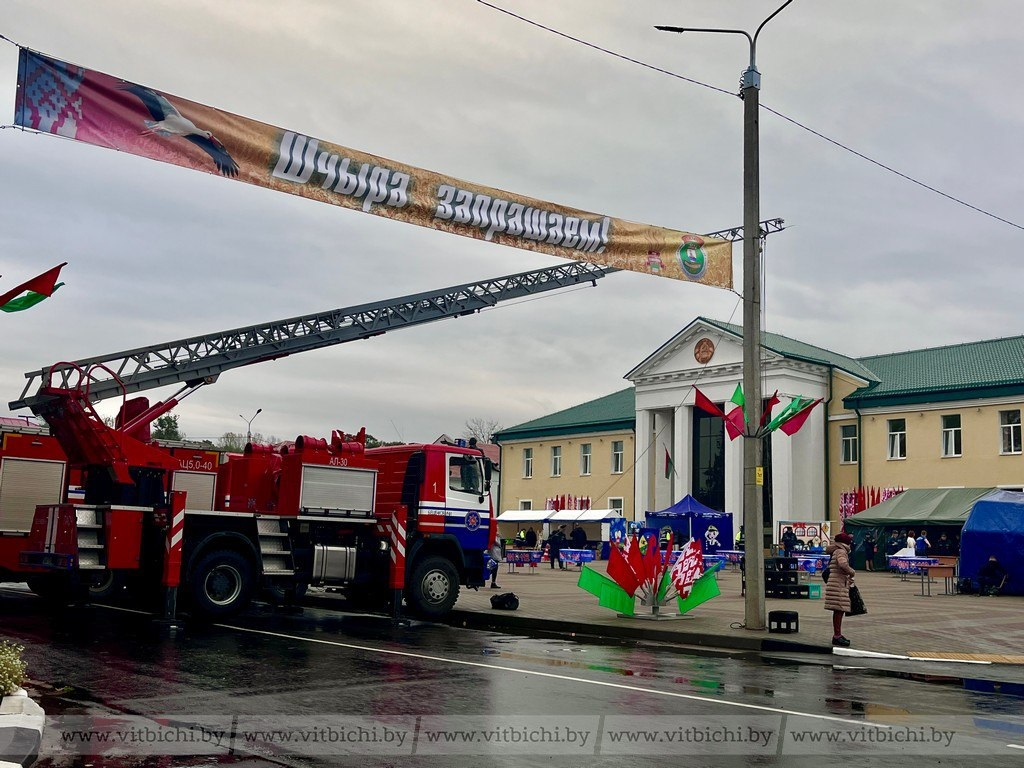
[768,610,799,633]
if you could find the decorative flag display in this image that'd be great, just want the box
[15,50,733,288]
[0,263,67,313]
[664,446,675,479]
[692,386,822,440]
[577,534,721,617]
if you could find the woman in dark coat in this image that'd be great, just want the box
[824,532,856,647]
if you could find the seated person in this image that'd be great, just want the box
[977,555,1008,596]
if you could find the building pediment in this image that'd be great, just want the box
[627,319,782,384]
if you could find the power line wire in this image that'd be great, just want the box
[476,1,1024,233]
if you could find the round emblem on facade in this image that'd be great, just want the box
[464,511,481,531]
[694,338,715,364]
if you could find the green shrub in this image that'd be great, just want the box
[0,640,27,695]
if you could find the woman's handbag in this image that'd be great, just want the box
[847,584,867,616]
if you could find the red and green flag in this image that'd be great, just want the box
[664,446,676,479]
[0,263,67,313]
[763,396,822,436]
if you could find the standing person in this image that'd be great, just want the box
[934,532,953,556]
[570,523,587,549]
[548,526,566,570]
[488,541,501,589]
[735,526,745,552]
[781,526,798,558]
[915,529,931,557]
[525,526,538,549]
[824,532,857,647]
[885,531,902,557]
[862,533,877,571]
[906,530,917,551]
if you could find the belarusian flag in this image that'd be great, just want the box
[779,398,823,436]
[677,565,722,614]
[577,565,635,616]
[0,263,67,313]
[664,446,675,479]
[606,542,641,596]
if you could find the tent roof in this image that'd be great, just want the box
[547,508,622,522]
[844,488,995,527]
[496,510,554,523]
[647,494,721,518]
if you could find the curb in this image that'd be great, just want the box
[0,689,43,768]
[301,593,833,655]
[442,609,835,656]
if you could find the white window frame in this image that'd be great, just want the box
[840,424,858,464]
[519,499,533,510]
[887,419,906,460]
[608,497,624,512]
[611,440,624,474]
[522,448,533,479]
[941,414,962,458]
[580,443,592,476]
[1000,410,1022,455]
[551,446,562,477]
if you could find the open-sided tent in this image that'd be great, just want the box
[843,487,993,567]
[645,495,733,553]
[547,508,625,557]
[960,490,1024,595]
[495,509,553,545]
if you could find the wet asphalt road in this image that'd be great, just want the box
[2,585,1024,767]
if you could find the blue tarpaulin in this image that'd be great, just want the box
[645,495,733,554]
[960,490,1024,595]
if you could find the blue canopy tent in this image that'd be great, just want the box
[645,495,733,554]
[960,490,1024,595]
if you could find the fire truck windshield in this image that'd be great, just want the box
[450,456,483,495]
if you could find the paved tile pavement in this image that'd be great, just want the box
[453,560,1024,661]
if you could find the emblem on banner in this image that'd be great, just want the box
[677,235,708,280]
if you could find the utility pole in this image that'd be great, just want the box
[657,0,794,631]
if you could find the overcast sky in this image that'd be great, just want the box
[1,1,1021,445]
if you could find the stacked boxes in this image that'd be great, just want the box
[764,557,801,599]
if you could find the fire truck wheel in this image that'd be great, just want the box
[86,570,125,602]
[191,549,255,618]
[408,556,460,618]
[263,581,309,607]
[26,574,70,603]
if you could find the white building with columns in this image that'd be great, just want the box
[626,317,875,541]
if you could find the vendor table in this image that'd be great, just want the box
[717,550,745,569]
[796,554,830,575]
[559,548,596,567]
[888,556,940,595]
[504,549,542,573]
[888,555,939,575]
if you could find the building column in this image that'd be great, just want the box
[674,405,692,497]
[634,408,653,516]
[725,424,744,520]
[652,410,674,511]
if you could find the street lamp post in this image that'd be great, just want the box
[240,408,262,445]
[657,1,793,631]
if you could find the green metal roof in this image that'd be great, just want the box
[698,318,879,383]
[846,335,1024,408]
[495,387,635,442]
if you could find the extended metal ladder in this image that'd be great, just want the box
[11,219,783,413]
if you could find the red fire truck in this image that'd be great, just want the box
[6,262,615,618]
